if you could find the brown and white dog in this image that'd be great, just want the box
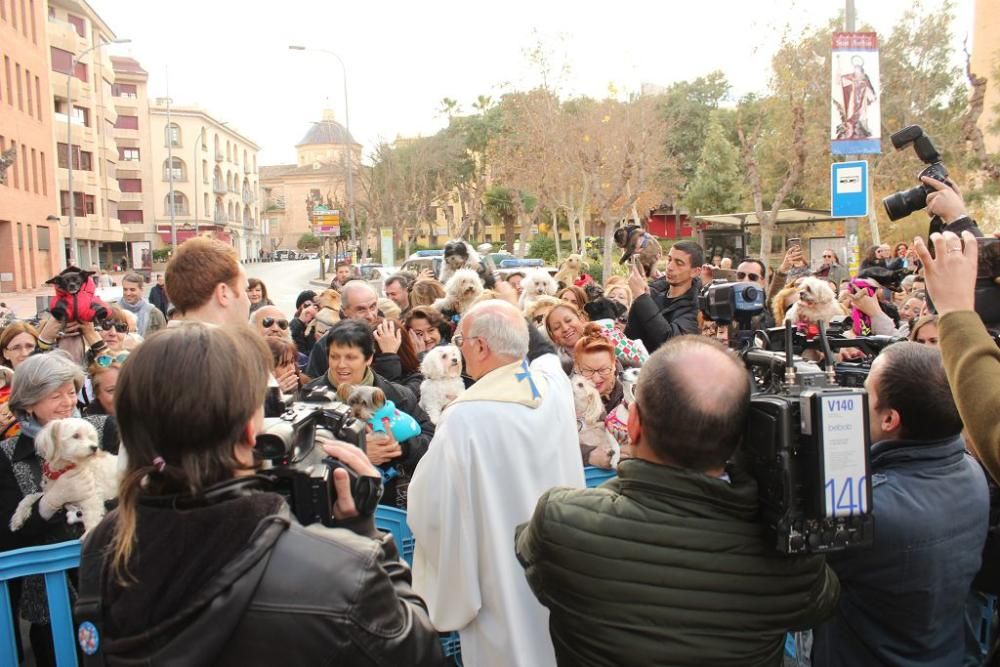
[784,277,846,327]
[571,374,620,469]
[9,418,118,534]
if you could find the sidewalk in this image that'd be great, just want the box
[0,286,49,319]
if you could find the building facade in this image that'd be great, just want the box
[260,108,361,252]
[0,0,61,292]
[972,0,999,154]
[146,102,262,261]
[47,0,125,270]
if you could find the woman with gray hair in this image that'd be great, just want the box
[0,350,119,666]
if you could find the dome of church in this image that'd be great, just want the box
[296,108,358,147]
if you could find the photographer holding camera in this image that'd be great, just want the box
[75,324,444,665]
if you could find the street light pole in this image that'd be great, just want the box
[66,38,129,267]
[289,45,356,250]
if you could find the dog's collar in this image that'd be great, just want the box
[42,461,77,481]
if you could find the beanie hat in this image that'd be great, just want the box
[295,290,317,310]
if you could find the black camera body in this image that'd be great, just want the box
[883,125,950,222]
[255,388,381,527]
[739,324,875,555]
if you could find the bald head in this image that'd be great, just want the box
[635,336,749,471]
[341,280,380,325]
[252,305,290,340]
[459,300,529,380]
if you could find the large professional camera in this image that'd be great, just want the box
[739,322,875,555]
[882,125,949,222]
[255,387,382,527]
[699,280,767,348]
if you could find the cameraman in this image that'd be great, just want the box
[76,324,444,665]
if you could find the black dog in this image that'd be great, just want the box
[45,266,109,323]
[583,297,626,324]
[857,266,907,292]
[440,240,495,288]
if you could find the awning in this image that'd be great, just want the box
[691,208,840,228]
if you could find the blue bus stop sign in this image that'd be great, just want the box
[831,160,869,218]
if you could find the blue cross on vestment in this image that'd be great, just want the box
[515,358,541,400]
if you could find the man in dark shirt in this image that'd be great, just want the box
[625,240,702,352]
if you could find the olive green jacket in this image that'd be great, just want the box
[515,458,840,667]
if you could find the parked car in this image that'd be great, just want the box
[301,252,319,260]
[273,249,298,261]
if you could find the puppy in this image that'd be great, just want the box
[439,240,496,288]
[785,277,846,328]
[418,345,465,424]
[315,289,343,312]
[433,269,483,316]
[554,254,585,287]
[518,269,558,311]
[614,225,662,277]
[336,384,387,422]
[571,374,620,469]
[10,418,118,535]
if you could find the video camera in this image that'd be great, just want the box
[738,321,875,555]
[698,280,767,348]
[254,387,382,527]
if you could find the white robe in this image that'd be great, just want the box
[408,353,585,667]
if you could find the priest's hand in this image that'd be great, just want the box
[365,418,403,467]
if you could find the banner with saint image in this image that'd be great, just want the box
[831,32,881,154]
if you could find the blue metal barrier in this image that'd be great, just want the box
[0,540,82,667]
[374,505,416,565]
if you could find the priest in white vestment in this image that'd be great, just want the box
[408,300,585,667]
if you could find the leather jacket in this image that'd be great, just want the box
[76,480,445,666]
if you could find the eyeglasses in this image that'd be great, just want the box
[822,254,835,259]
[736,272,761,282]
[262,317,289,330]
[99,322,129,333]
[5,343,36,353]
[95,351,129,368]
[452,334,479,347]
[577,366,614,379]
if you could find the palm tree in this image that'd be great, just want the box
[484,186,516,253]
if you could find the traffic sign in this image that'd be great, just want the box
[831,160,868,218]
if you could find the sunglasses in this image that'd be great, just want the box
[95,351,129,368]
[99,321,129,333]
[262,317,289,330]
[736,272,761,282]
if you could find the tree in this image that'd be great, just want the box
[683,112,743,214]
[658,71,731,188]
[297,232,322,251]
[484,186,517,252]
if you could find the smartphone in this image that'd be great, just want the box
[787,237,801,248]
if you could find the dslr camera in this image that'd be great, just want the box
[739,323,875,555]
[255,387,382,527]
[882,125,949,222]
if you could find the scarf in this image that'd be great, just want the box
[327,367,375,391]
[119,298,151,335]
[452,358,547,409]
[18,416,43,439]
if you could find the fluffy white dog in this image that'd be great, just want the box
[438,240,483,286]
[519,269,559,311]
[433,268,483,316]
[571,374,620,469]
[419,345,465,424]
[10,418,119,535]
[785,276,845,327]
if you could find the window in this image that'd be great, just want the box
[34,76,41,120]
[60,191,86,216]
[29,0,36,43]
[85,194,95,214]
[165,123,181,147]
[118,178,142,193]
[3,57,11,105]
[56,143,91,170]
[118,209,143,224]
[40,150,46,195]
[162,157,186,181]
[10,0,16,29]
[202,159,208,183]
[15,63,22,111]
[165,192,188,216]
[67,14,85,37]
[114,115,139,130]
[30,148,37,193]
[71,105,89,126]
[37,225,50,250]
[79,150,91,171]
[119,147,140,161]
[50,47,84,80]
[112,83,137,98]
[24,67,31,116]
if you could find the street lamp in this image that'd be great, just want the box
[66,38,130,267]
[288,45,356,250]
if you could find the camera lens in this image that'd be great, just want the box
[741,286,759,302]
[882,184,928,221]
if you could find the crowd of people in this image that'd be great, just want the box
[0,172,997,666]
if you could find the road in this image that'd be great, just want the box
[245,259,326,316]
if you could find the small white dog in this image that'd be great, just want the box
[785,276,845,327]
[433,268,483,316]
[419,345,465,424]
[571,374,620,469]
[10,418,119,535]
[519,269,559,311]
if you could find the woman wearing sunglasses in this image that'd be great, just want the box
[96,306,135,354]
[85,351,129,416]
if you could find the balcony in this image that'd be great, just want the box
[215,151,224,162]
[116,164,142,178]
[119,192,143,203]
[242,190,253,205]
[112,127,140,142]
[214,212,226,224]
[47,18,87,55]
[212,181,226,195]
[114,99,139,116]
[243,163,251,174]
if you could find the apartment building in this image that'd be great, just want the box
[972,0,999,154]
[0,0,61,292]
[47,0,125,269]
[146,102,262,261]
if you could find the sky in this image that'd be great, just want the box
[90,0,977,166]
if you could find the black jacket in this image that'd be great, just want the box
[302,371,434,508]
[148,284,170,317]
[289,316,314,357]
[624,278,700,353]
[305,333,423,398]
[76,486,445,666]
